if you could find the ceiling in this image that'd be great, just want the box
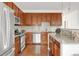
[14,2,79,13]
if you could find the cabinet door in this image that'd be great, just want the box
[57,13,62,26]
[53,40,60,56]
[32,13,38,25]
[19,12,23,25]
[4,2,13,9]
[41,32,48,45]
[14,6,19,17]
[37,13,42,25]
[46,13,51,25]
[26,14,32,26]
[41,13,47,22]
[50,13,62,26]
[25,32,33,45]
[53,44,60,56]
[40,45,48,56]
[15,36,21,56]
[20,13,26,25]
[49,37,53,56]
[51,13,56,26]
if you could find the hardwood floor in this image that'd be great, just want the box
[20,45,49,56]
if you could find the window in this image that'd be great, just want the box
[33,33,41,43]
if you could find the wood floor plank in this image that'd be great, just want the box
[20,45,48,56]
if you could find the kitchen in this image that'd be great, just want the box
[0,2,79,56]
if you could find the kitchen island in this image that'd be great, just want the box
[49,33,79,56]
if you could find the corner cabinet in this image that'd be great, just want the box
[15,36,21,56]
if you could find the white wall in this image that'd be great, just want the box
[62,9,79,29]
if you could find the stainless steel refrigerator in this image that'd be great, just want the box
[0,5,15,56]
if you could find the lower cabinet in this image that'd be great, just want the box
[15,36,21,56]
[49,36,53,56]
[52,39,60,56]
[41,32,48,45]
[25,32,33,45]
[49,35,60,56]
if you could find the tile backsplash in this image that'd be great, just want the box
[15,22,61,32]
[15,26,60,32]
[20,26,61,32]
[61,29,79,41]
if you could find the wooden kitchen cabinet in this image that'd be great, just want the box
[30,13,42,26]
[4,2,13,9]
[32,13,38,25]
[25,32,33,45]
[15,36,21,56]
[52,39,60,56]
[25,14,32,26]
[51,13,62,26]
[4,2,19,17]
[40,45,48,56]
[49,35,53,56]
[4,2,24,25]
[14,7,19,17]
[41,13,47,22]
[46,13,51,25]
[49,35,60,56]
[41,32,48,45]
[37,13,42,25]
[20,13,26,25]
[19,12,24,24]
[57,13,62,25]
[51,13,56,26]
[19,13,62,26]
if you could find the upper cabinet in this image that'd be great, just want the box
[13,6,19,17]
[21,13,62,26]
[46,13,51,25]
[4,2,24,25]
[50,13,62,26]
[4,2,62,26]
[37,13,42,25]
[25,13,32,26]
[19,13,25,25]
[4,2,13,9]
[41,13,47,22]
[32,13,38,25]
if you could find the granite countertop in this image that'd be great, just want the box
[49,33,79,44]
